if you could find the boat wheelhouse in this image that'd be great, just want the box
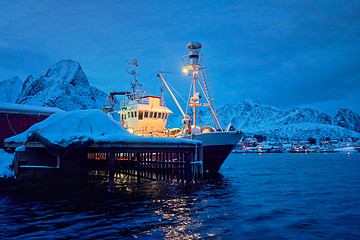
[119,95,172,135]
[105,59,172,136]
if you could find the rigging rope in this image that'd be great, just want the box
[6,114,17,135]
[166,79,187,104]
[196,112,210,126]
[158,71,185,75]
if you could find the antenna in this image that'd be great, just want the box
[125,41,129,96]
[162,40,165,73]
[161,86,165,106]
[161,41,165,105]
[125,59,141,101]
[125,59,128,98]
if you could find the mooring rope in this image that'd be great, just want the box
[6,113,17,135]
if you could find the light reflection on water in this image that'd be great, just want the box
[1,153,360,239]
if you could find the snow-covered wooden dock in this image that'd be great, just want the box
[4,110,203,188]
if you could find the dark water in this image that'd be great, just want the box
[1,153,360,239]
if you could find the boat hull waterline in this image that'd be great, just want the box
[182,131,244,174]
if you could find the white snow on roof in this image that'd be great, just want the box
[0,102,63,115]
[5,109,198,147]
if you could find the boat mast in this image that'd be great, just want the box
[183,42,223,130]
[193,70,197,126]
[126,59,141,101]
[184,42,202,127]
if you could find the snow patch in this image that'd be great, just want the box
[0,149,14,178]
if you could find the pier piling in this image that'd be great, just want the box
[6,140,203,187]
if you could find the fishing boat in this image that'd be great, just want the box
[158,42,243,173]
[106,42,243,174]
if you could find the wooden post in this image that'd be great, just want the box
[199,145,203,177]
[108,152,115,191]
[179,152,184,182]
[136,153,140,181]
[185,152,192,183]
[169,152,173,180]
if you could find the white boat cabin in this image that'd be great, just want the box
[119,95,172,136]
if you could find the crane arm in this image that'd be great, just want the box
[157,72,186,118]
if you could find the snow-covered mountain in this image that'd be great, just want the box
[334,108,360,133]
[0,77,23,103]
[13,59,107,111]
[2,60,360,141]
[168,99,360,140]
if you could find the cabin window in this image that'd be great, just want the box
[131,111,134,118]
[121,114,124,120]
[128,112,131,118]
[134,111,137,118]
[124,114,127,119]
[154,112,157,118]
[162,113,165,119]
[149,112,153,118]
[158,112,161,118]
[138,111,143,120]
[144,111,149,118]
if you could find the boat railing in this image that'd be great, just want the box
[120,100,126,108]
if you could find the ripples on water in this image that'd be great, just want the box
[1,153,360,239]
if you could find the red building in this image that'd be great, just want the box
[0,103,63,148]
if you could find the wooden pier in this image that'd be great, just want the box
[7,139,203,188]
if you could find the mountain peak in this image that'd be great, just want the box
[243,99,261,106]
[15,59,107,110]
[334,108,360,132]
[45,59,82,80]
[338,108,354,114]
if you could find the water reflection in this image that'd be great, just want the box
[3,154,359,239]
[1,174,234,239]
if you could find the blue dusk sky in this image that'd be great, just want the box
[1,0,360,115]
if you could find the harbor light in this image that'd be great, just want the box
[183,68,188,73]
